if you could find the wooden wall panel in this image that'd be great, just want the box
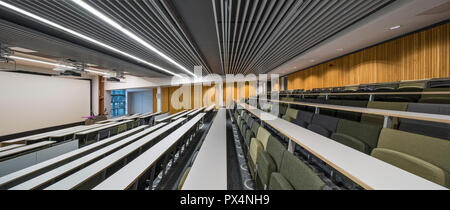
[287,22,450,90]
[153,88,157,113]
[161,87,169,114]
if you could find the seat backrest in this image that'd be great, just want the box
[310,114,340,134]
[284,108,299,121]
[266,136,287,171]
[427,79,450,88]
[251,121,260,135]
[419,88,450,104]
[256,127,272,150]
[399,103,450,140]
[361,101,408,126]
[399,80,426,90]
[374,82,399,91]
[296,110,314,125]
[335,119,382,150]
[377,129,450,175]
[344,85,359,92]
[279,152,325,190]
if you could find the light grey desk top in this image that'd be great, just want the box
[263,99,450,124]
[0,126,148,188]
[188,107,206,117]
[173,109,197,121]
[46,119,186,190]
[10,124,166,190]
[1,126,86,144]
[93,113,206,190]
[239,103,447,190]
[0,141,55,159]
[205,104,216,112]
[182,109,227,190]
[75,120,133,135]
[138,112,162,119]
[155,110,188,123]
[0,144,25,153]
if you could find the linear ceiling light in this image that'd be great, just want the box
[8,55,112,76]
[7,55,76,69]
[0,0,181,78]
[71,0,196,77]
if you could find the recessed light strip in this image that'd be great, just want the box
[71,0,195,77]
[0,0,181,78]
[7,55,76,69]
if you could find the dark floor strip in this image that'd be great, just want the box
[226,110,244,190]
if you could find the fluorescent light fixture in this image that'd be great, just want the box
[0,0,181,78]
[71,0,195,77]
[85,68,111,76]
[7,55,76,69]
[389,25,401,30]
[9,47,37,53]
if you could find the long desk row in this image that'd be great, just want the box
[0,125,149,189]
[45,119,187,190]
[8,122,173,190]
[0,141,56,160]
[182,108,227,190]
[259,99,450,126]
[238,103,446,190]
[155,110,188,124]
[94,113,206,190]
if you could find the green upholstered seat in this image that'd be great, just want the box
[372,148,449,188]
[248,127,272,176]
[268,152,325,190]
[371,129,450,188]
[256,136,286,189]
[419,88,450,104]
[283,108,299,122]
[268,173,294,190]
[343,85,359,92]
[331,119,382,154]
[361,101,408,127]
[245,122,260,149]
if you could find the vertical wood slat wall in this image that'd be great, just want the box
[287,22,450,90]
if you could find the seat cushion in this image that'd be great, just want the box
[310,114,340,134]
[372,148,449,188]
[266,136,286,171]
[268,173,294,190]
[250,138,264,165]
[292,118,308,128]
[307,124,332,138]
[377,129,450,174]
[256,127,272,150]
[296,110,314,125]
[284,108,299,120]
[361,102,408,126]
[335,119,382,151]
[256,150,277,188]
[279,152,325,190]
[331,133,371,154]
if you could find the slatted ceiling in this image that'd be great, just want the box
[213,0,394,75]
[287,22,450,91]
[0,0,211,75]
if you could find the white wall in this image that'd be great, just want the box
[127,90,153,115]
[0,72,91,136]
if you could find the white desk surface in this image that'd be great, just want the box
[46,119,186,190]
[1,125,85,144]
[0,144,26,153]
[10,124,167,190]
[156,110,188,123]
[265,99,450,124]
[182,109,227,190]
[138,112,162,119]
[188,107,206,117]
[0,126,148,188]
[93,113,206,190]
[205,104,216,112]
[239,103,447,190]
[0,141,55,159]
[173,109,197,120]
[75,120,133,135]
